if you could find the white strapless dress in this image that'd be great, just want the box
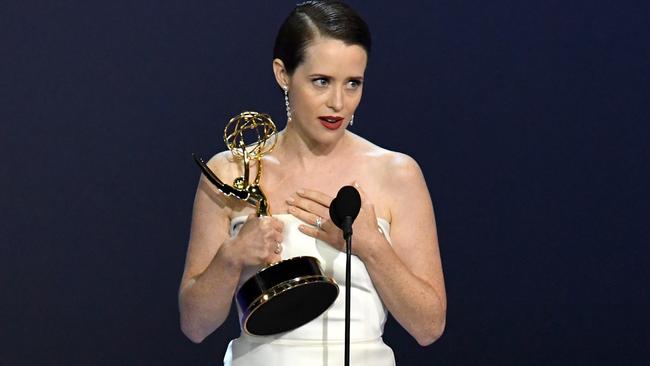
[223,214,395,366]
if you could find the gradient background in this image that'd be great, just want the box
[2,1,648,365]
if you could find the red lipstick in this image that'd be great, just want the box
[318,116,344,130]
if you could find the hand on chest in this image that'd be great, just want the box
[264,174,348,214]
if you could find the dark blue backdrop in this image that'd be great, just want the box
[2,1,648,365]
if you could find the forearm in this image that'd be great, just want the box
[362,239,446,346]
[179,242,242,343]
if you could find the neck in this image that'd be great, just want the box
[275,120,350,169]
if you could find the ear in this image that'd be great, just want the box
[272,58,290,90]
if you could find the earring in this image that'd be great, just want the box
[349,114,354,126]
[283,86,292,121]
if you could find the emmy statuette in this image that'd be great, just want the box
[193,111,339,336]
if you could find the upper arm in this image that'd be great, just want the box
[385,154,447,309]
[179,153,236,291]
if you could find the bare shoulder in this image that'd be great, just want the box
[385,151,423,181]
[350,133,424,184]
[196,150,251,216]
[348,134,429,221]
[205,150,241,182]
[378,151,427,206]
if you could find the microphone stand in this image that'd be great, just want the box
[329,185,361,366]
[343,216,353,366]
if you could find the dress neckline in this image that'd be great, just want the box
[230,213,390,227]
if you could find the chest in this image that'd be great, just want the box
[261,165,355,215]
[228,156,390,220]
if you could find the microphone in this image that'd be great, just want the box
[329,185,361,239]
[329,185,361,366]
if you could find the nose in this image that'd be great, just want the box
[326,86,344,112]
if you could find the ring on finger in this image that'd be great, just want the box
[315,216,323,230]
[274,242,282,254]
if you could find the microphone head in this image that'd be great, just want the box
[329,185,361,229]
[329,198,341,228]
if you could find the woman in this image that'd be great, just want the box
[179,1,446,365]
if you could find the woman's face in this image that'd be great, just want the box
[285,37,367,145]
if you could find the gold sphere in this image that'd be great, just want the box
[224,111,277,160]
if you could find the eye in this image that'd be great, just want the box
[312,78,329,87]
[346,79,363,89]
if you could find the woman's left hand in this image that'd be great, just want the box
[287,183,387,259]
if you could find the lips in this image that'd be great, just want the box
[318,116,344,130]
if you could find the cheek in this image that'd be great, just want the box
[349,92,363,109]
[292,90,322,114]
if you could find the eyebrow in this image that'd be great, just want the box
[308,73,365,80]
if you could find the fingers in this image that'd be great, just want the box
[253,227,283,266]
[291,185,368,208]
[297,219,345,252]
[350,181,377,214]
[269,217,284,232]
[287,203,321,227]
[234,215,285,266]
[297,224,320,240]
[295,189,334,208]
[264,226,283,265]
[288,197,325,216]
[349,181,368,203]
[287,189,332,224]
[258,216,284,234]
[267,253,282,264]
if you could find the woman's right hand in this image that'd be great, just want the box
[223,214,284,268]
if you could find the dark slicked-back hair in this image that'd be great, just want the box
[273,1,371,75]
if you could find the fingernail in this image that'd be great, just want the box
[286,197,295,204]
[297,189,305,195]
